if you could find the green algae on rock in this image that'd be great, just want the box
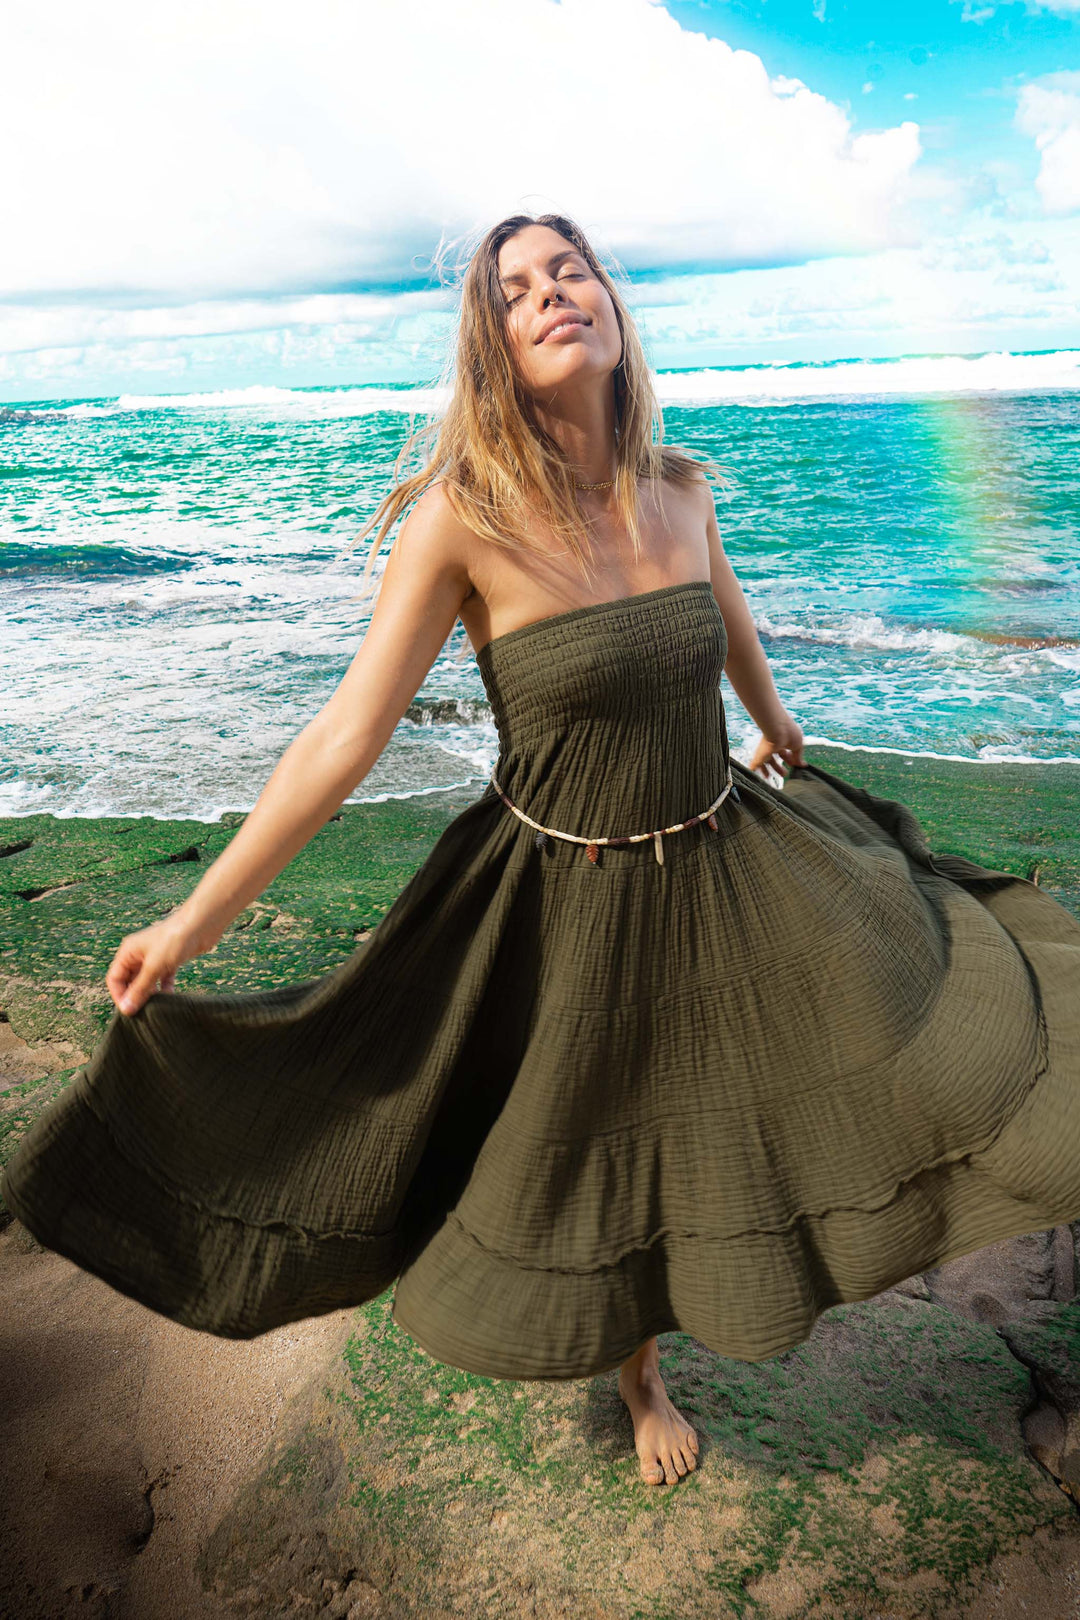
[196,1289,1080,1619]
[0,784,483,1053]
[3,756,1080,1614]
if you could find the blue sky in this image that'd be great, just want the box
[1,0,1078,401]
[666,0,1074,195]
[668,1,1073,117]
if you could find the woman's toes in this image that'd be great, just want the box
[679,1444,697,1474]
[671,1449,689,1477]
[685,1427,700,1454]
[642,1459,664,1485]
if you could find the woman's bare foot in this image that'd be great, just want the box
[617,1337,700,1486]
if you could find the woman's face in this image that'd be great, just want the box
[496,224,622,402]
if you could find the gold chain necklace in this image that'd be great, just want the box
[573,477,614,491]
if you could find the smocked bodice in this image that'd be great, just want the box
[474,580,729,836]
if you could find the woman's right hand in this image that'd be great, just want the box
[106,914,213,1016]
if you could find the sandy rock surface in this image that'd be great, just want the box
[3,1219,1080,1619]
[0,1217,356,1619]
[3,765,1080,1618]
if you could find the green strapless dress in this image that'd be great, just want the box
[4,580,1080,1379]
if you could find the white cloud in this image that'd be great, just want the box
[1017,72,1080,215]
[5,214,1076,402]
[0,0,922,306]
[955,1,1080,16]
[0,291,448,362]
[631,218,1080,362]
[0,288,456,396]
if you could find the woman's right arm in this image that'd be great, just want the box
[107,489,474,1015]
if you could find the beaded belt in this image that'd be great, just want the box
[488,766,740,865]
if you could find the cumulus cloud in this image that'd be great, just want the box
[0,0,922,305]
[1017,72,1080,215]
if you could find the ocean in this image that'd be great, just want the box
[2,351,1078,821]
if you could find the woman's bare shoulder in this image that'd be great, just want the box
[641,464,713,524]
[402,478,471,533]
[395,480,479,575]
[672,461,714,497]
[388,479,485,609]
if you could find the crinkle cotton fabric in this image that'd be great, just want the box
[5,580,1080,1380]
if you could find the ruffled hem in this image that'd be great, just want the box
[1,1087,403,1338]
[4,1070,1074,1375]
[4,913,1076,1376]
[4,760,1079,1377]
[393,1127,1080,1380]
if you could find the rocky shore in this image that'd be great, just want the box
[2,749,1079,1619]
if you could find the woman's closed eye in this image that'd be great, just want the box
[505,271,587,307]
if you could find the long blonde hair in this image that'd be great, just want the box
[344,211,722,603]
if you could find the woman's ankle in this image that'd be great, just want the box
[618,1336,662,1387]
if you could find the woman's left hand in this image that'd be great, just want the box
[748,713,806,782]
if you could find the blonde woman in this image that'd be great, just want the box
[6,213,1080,1492]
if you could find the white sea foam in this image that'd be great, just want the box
[1044,645,1080,673]
[656,349,1080,404]
[57,401,124,417]
[754,612,971,655]
[6,368,1078,817]
[2,733,1075,822]
[802,734,1080,765]
[41,348,1080,420]
[111,384,450,416]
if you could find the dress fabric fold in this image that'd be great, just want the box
[4,579,1080,1379]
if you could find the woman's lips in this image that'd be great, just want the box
[538,317,587,343]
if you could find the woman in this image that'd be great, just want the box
[5,213,1080,1494]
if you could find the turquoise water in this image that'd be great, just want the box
[1,367,1078,819]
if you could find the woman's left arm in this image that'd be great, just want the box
[702,484,806,777]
